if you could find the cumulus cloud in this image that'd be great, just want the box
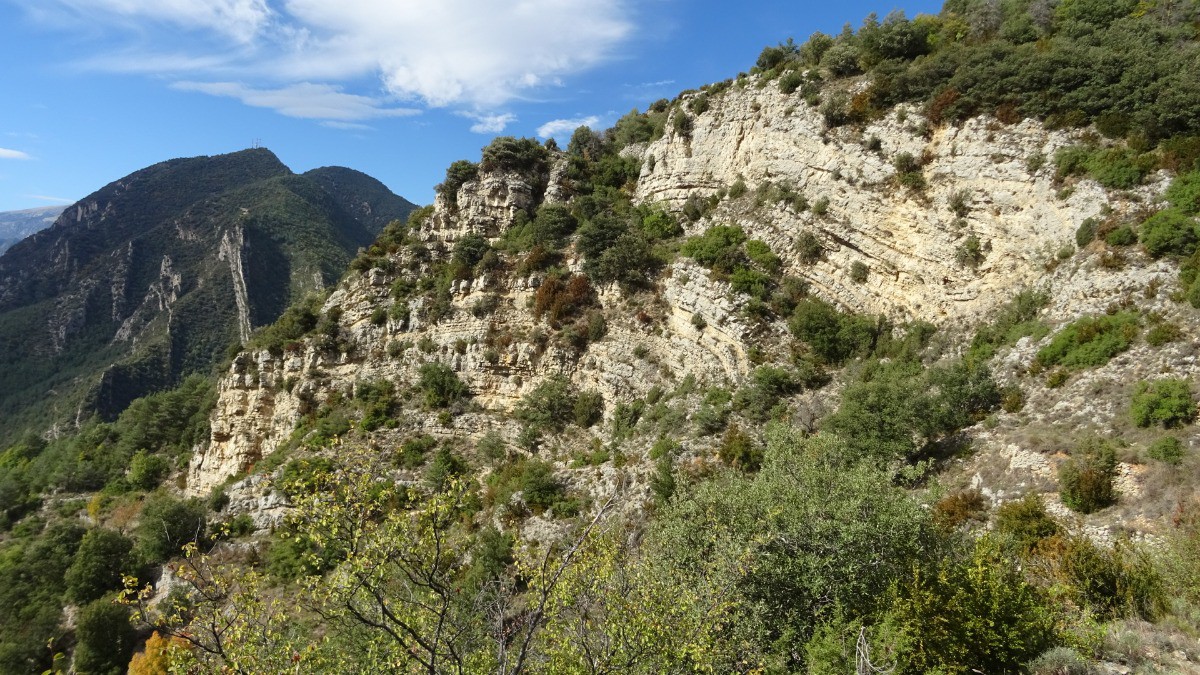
[0,148,32,160]
[458,112,517,134]
[171,81,420,121]
[537,116,601,139]
[26,0,634,112]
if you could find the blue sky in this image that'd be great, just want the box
[0,0,944,212]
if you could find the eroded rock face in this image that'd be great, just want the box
[635,86,1160,321]
[188,77,1170,496]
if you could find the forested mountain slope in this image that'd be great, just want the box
[0,148,415,446]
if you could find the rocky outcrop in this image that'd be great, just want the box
[188,75,1175,497]
[636,86,1160,321]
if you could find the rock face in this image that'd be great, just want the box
[636,87,1159,321]
[188,75,1169,500]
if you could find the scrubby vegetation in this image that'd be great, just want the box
[12,2,1200,672]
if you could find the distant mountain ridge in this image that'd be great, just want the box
[0,148,416,444]
[0,205,65,253]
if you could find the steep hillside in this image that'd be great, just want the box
[10,3,1200,673]
[0,206,63,253]
[0,149,415,445]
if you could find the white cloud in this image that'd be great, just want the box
[537,116,601,139]
[171,81,420,121]
[48,0,272,43]
[26,0,634,110]
[458,112,517,134]
[26,194,74,203]
[278,0,632,107]
[320,121,373,131]
[0,148,32,160]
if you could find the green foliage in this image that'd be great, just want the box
[518,460,571,515]
[955,234,986,267]
[74,599,136,675]
[1075,217,1099,248]
[849,260,870,282]
[65,528,134,604]
[995,494,1062,553]
[1147,436,1186,465]
[788,299,882,365]
[880,536,1058,674]
[796,230,824,263]
[733,366,802,422]
[652,430,933,667]
[136,493,207,563]
[1130,377,1196,428]
[417,362,469,409]
[825,358,999,466]
[717,424,762,471]
[1035,312,1139,370]
[1145,321,1182,346]
[680,225,747,273]
[1058,437,1118,514]
[1140,208,1200,258]
[969,289,1049,362]
[1036,534,1166,621]
[1105,225,1136,246]
[479,136,549,174]
[0,522,85,671]
[1165,170,1200,215]
[514,375,580,436]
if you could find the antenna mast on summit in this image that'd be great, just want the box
[252,138,261,149]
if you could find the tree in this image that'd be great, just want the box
[417,362,470,409]
[74,599,136,675]
[65,528,134,604]
[136,494,207,564]
[651,429,934,669]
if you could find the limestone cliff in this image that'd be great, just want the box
[189,74,1181,549]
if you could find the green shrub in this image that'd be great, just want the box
[744,239,781,273]
[436,160,479,203]
[1027,647,1094,675]
[1147,436,1186,465]
[797,231,824,263]
[733,366,801,422]
[881,536,1058,675]
[1105,225,1136,246]
[850,261,870,282]
[1058,438,1118,514]
[1036,534,1165,620]
[996,494,1061,553]
[1075,218,1099,248]
[127,451,170,490]
[1165,170,1200,215]
[480,136,549,173]
[1130,378,1196,428]
[955,234,986,268]
[520,460,569,515]
[1034,312,1139,370]
[969,290,1049,362]
[1140,209,1199,258]
[1145,321,1182,346]
[417,363,470,409]
[680,225,747,273]
[573,390,604,428]
[514,375,578,435]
